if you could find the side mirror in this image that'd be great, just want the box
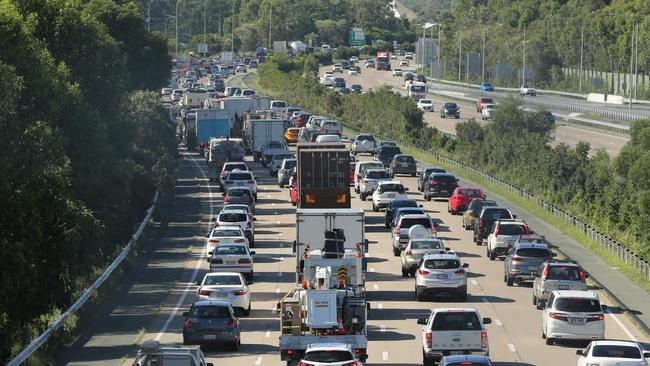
[584,272,589,278]
[208,251,213,255]
[250,251,256,255]
[601,304,608,311]
[207,363,215,366]
[404,187,409,191]
[576,350,584,356]
[536,301,546,310]
[196,280,201,285]
[482,317,492,324]
[419,204,423,207]
[416,318,428,325]
[643,352,650,358]
[182,311,190,317]
[462,263,469,268]
[512,214,517,218]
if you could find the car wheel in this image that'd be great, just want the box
[506,275,514,287]
[401,267,408,277]
[489,249,496,261]
[411,172,416,177]
[355,187,359,194]
[360,194,366,201]
[441,114,445,118]
[416,287,424,302]
[393,247,400,256]
[458,292,468,302]
[279,183,284,188]
[533,294,538,306]
[545,337,554,346]
[462,219,466,229]
[426,195,431,202]
[423,351,434,366]
[243,304,251,316]
[373,203,378,212]
[455,115,460,119]
[230,338,240,351]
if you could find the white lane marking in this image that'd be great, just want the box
[607,309,638,341]
[373,284,379,290]
[267,194,272,198]
[272,203,276,206]
[508,343,517,353]
[369,267,375,272]
[255,355,263,365]
[276,221,281,225]
[471,279,478,286]
[495,319,503,327]
[378,303,384,310]
[382,351,389,361]
[155,154,214,341]
[280,256,284,260]
[265,330,271,338]
[275,288,281,294]
[380,325,386,332]
[278,232,283,236]
[270,304,277,316]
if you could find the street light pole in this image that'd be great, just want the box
[231,0,237,54]
[175,0,181,54]
[634,21,639,101]
[458,29,462,81]
[522,24,526,86]
[147,0,154,32]
[268,0,272,50]
[579,23,584,94]
[628,21,635,109]
[203,0,207,44]
[481,27,485,82]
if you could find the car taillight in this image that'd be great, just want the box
[430,223,436,233]
[511,256,522,261]
[549,313,568,321]
[579,269,586,280]
[362,179,369,184]
[198,289,212,296]
[430,180,437,185]
[353,348,362,355]
[481,331,488,349]
[343,362,358,366]
[238,258,251,264]
[425,331,432,348]
[494,225,500,237]
[479,219,484,227]
[299,362,313,366]
[226,319,236,328]
[210,258,223,264]
[246,222,251,228]
[247,180,255,183]
[455,269,466,276]
[405,250,413,256]
[543,265,550,280]
[418,269,429,275]
[233,289,248,296]
[224,196,230,202]
[587,314,605,322]
[395,225,400,234]
[208,239,219,243]
[524,224,529,233]
[235,239,246,243]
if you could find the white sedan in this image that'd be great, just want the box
[196,272,251,316]
[576,340,649,366]
[417,99,434,111]
[206,226,248,254]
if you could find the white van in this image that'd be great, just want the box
[315,134,341,143]
[270,100,288,115]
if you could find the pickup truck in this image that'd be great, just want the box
[418,308,491,365]
[260,141,289,167]
[475,97,494,112]
[520,84,537,96]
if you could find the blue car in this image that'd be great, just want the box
[480,82,494,92]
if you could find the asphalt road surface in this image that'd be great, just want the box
[55,138,648,365]
[320,62,629,157]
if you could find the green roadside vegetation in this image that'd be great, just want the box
[253,54,650,291]
[0,0,175,362]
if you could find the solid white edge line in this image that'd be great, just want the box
[255,355,263,365]
[265,330,271,338]
[382,351,389,361]
[607,309,638,342]
[507,343,516,352]
[373,284,379,290]
[495,319,503,327]
[378,303,383,310]
[155,154,213,341]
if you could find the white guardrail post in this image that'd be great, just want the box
[7,191,160,366]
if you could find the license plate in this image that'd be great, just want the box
[558,285,570,290]
[387,193,395,198]
[203,334,217,340]
[568,318,585,325]
[436,274,448,279]
[214,292,227,298]
[225,260,237,265]
[528,266,537,270]
[237,182,244,186]
[440,190,447,193]
[400,163,408,167]
[449,351,463,355]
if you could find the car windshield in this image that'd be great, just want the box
[214,245,247,255]
[204,275,242,286]
[229,173,252,180]
[446,362,489,366]
[425,168,446,176]
[379,141,397,147]
[424,259,460,270]
[431,175,457,184]
[212,229,242,237]
[366,170,390,179]
[554,298,601,313]
[431,312,481,331]
[411,240,443,250]
[499,225,527,235]
[459,189,481,196]
[303,351,354,362]
[444,103,458,108]
[379,147,401,157]
[191,305,231,318]
[283,160,297,169]
[271,101,287,107]
[227,189,251,197]
[396,209,424,219]
[483,208,513,220]
[219,213,247,222]
[410,85,426,92]
[267,142,284,149]
[400,218,431,229]
[379,184,404,193]
[360,163,383,174]
[391,200,418,209]
[225,163,247,171]
[224,205,249,213]
[547,266,581,280]
[515,248,550,258]
[420,99,432,104]
[395,155,414,163]
[592,345,641,359]
[274,154,293,161]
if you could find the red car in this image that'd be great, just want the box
[448,187,485,215]
[290,182,298,206]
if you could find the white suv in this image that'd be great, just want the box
[486,219,528,260]
[392,214,436,256]
[417,308,490,365]
[372,181,407,212]
[217,209,255,247]
[300,343,364,365]
[351,134,376,155]
[540,290,605,345]
[354,161,384,193]
[359,169,391,200]
[415,253,469,301]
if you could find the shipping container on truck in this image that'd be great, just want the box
[183,110,198,151]
[296,143,350,209]
[376,51,391,71]
[181,88,208,109]
[243,116,288,160]
[195,109,231,156]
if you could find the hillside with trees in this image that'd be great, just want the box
[0,0,174,361]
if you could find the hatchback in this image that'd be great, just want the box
[196,272,251,316]
[504,242,554,286]
[208,243,255,282]
[300,343,364,366]
[182,300,240,350]
[415,253,469,301]
[401,238,448,276]
[389,154,417,177]
[223,187,255,214]
[389,207,426,229]
[448,187,485,214]
[375,146,402,167]
[418,167,446,192]
[392,214,436,256]
[372,181,408,212]
[278,158,296,188]
[217,209,254,246]
[354,161,383,192]
[219,162,249,187]
[541,290,605,345]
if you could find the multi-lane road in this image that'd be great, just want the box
[319,62,630,156]
[55,135,648,365]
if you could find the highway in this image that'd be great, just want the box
[55,138,648,365]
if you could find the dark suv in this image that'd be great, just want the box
[384,198,420,227]
[423,173,458,201]
[389,154,417,177]
[333,78,346,88]
[440,102,460,119]
[375,146,402,167]
[473,207,514,245]
[417,166,446,191]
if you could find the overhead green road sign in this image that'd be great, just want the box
[349,27,366,46]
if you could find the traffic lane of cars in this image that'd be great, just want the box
[154,156,296,366]
[351,154,645,365]
[321,63,625,156]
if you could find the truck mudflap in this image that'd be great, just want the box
[279,335,367,361]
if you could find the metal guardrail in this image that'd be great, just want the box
[341,122,650,283]
[426,77,586,98]
[8,191,160,366]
